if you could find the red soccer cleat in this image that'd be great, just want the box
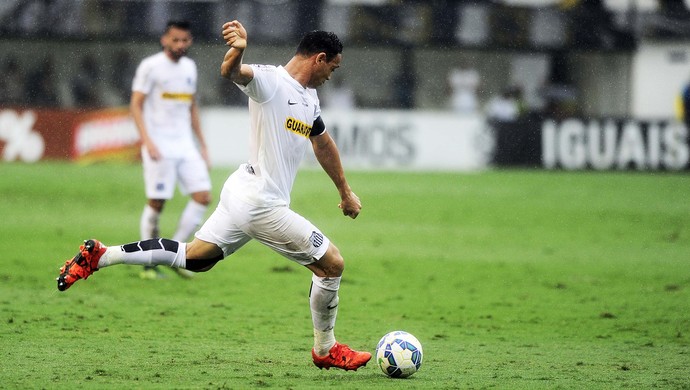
[312,342,372,371]
[57,239,106,291]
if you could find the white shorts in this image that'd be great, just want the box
[195,177,330,265]
[142,147,211,200]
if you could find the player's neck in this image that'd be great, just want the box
[284,57,310,88]
[164,51,183,63]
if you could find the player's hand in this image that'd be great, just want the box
[339,191,361,219]
[144,140,162,161]
[222,20,247,49]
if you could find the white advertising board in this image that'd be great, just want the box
[632,42,690,119]
[202,108,491,171]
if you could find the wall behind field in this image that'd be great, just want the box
[0,38,636,117]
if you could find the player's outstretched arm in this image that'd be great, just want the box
[311,132,361,219]
[220,20,253,86]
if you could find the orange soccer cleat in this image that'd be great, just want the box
[312,342,372,371]
[57,239,106,291]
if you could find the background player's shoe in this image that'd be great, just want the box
[173,268,195,279]
[139,266,194,279]
[57,239,106,291]
[139,266,167,280]
[311,342,372,371]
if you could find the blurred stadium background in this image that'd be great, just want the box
[1,0,690,171]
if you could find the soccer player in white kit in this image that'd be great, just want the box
[57,20,371,371]
[130,20,212,279]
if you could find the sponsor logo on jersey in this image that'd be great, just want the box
[161,92,193,102]
[285,117,312,138]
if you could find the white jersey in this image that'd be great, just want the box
[132,52,197,158]
[230,65,323,207]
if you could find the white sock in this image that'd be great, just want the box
[98,239,186,269]
[310,274,340,356]
[173,200,207,242]
[314,328,336,357]
[140,204,160,239]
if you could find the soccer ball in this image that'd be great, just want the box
[375,331,423,378]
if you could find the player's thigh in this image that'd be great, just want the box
[142,153,176,199]
[249,206,330,266]
[195,192,252,258]
[177,153,211,195]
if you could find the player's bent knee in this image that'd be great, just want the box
[184,237,225,272]
[308,244,344,277]
[148,199,165,212]
[192,191,212,206]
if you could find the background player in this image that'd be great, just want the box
[130,20,212,279]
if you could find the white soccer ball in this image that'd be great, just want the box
[375,330,423,378]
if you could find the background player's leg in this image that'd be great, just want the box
[140,201,163,239]
[173,195,209,242]
[140,199,166,278]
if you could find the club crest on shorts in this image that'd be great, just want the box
[309,231,324,248]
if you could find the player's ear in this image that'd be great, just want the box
[315,52,327,64]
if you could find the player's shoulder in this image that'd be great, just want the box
[180,56,196,67]
[250,64,277,73]
[139,52,166,67]
[245,64,277,84]
[149,52,168,62]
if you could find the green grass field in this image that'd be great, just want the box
[1,162,689,389]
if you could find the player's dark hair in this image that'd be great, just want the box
[296,31,343,62]
[165,20,191,34]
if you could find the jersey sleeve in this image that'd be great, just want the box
[131,59,153,94]
[236,64,278,104]
[311,116,326,137]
